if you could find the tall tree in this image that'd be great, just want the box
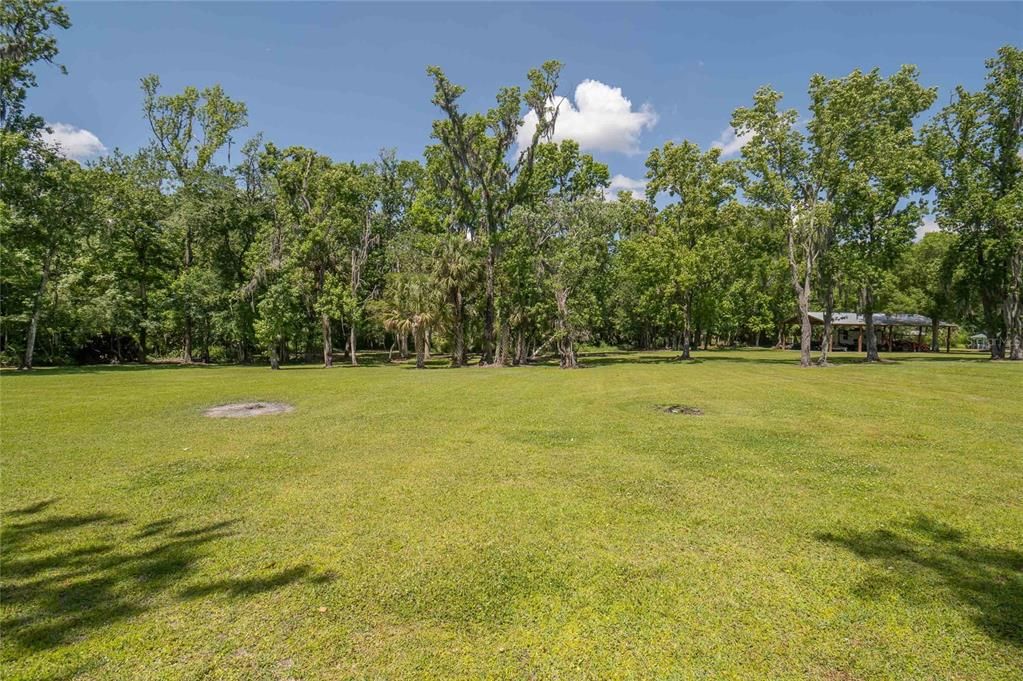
[927,46,1023,359]
[92,149,173,360]
[813,66,937,361]
[0,0,69,139]
[8,156,94,368]
[889,231,960,351]
[507,197,615,368]
[645,141,741,359]
[141,74,247,361]
[499,140,609,364]
[426,61,561,364]
[731,86,833,367]
[0,0,73,367]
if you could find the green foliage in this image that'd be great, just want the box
[0,0,69,134]
[926,46,1023,357]
[1,6,1017,367]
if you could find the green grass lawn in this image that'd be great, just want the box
[2,350,1021,680]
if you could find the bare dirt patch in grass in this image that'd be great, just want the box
[657,404,703,416]
[203,402,294,418]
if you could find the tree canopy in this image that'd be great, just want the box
[2,2,1019,368]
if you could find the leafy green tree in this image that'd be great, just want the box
[889,231,960,351]
[427,61,561,364]
[255,277,303,370]
[927,46,1023,359]
[432,232,477,366]
[813,65,938,361]
[731,86,833,367]
[0,0,74,366]
[507,198,615,368]
[498,140,609,364]
[91,149,173,359]
[0,0,69,138]
[142,74,247,361]
[6,156,94,368]
[645,140,741,359]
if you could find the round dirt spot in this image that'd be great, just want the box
[203,402,294,418]
[658,404,703,416]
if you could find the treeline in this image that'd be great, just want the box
[2,1,1020,369]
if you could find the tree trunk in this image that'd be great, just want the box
[555,288,577,368]
[481,245,496,364]
[414,326,426,369]
[818,280,835,366]
[20,247,55,370]
[679,295,693,360]
[183,316,193,363]
[496,321,511,366]
[399,332,408,360]
[349,323,358,366]
[202,321,210,364]
[979,283,1004,359]
[795,285,812,367]
[182,224,193,363]
[863,285,880,362]
[321,313,333,368]
[139,280,149,361]
[786,216,817,368]
[930,319,940,352]
[450,287,464,367]
[1005,245,1022,360]
[269,339,280,370]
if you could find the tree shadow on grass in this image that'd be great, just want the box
[0,363,228,377]
[577,351,783,367]
[816,515,1023,648]
[1,501,325,655]
[574,349,994,368]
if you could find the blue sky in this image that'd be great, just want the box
[32,1,1022,199]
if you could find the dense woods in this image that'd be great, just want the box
[2,1,1021,369]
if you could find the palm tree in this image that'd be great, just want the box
[373,268,441,369]
[432,233,475,366]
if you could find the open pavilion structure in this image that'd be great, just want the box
[796,312,958,352]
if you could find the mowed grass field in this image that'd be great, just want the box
[2,350,1021,680]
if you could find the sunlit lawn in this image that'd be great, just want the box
[2,349,1021,679]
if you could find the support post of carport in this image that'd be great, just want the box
[858,326,863,353]
[946,326,951,353]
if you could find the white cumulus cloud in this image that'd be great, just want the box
[604,174,647,200]
[518,79,657,155]
[41,122,107,161]
[711,126,753,158]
